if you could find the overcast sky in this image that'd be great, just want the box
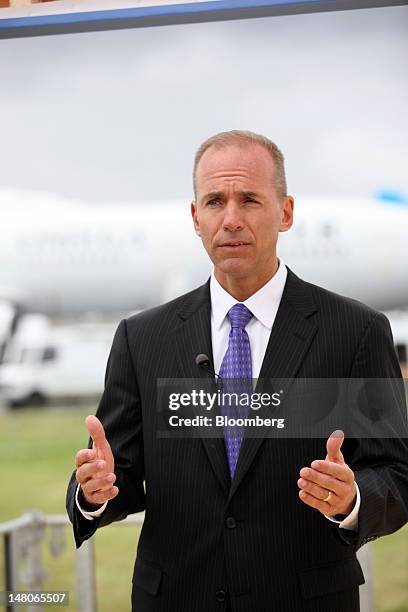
[0,5,407,203]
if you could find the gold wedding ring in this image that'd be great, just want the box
[323,491,332,503]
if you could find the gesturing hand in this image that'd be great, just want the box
[75,415,119,507]
[297,430,356,517]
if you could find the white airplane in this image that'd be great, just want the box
[0,188,407,317]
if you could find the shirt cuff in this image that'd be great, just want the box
[75,484,108,520]
[324,481,360,531]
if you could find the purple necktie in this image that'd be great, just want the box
[219,303,253,478]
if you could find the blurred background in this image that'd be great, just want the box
[0,2,407,611]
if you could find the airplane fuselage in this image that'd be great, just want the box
[1,196,407,313]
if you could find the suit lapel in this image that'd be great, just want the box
[173,280,231,495]
[228,268,318,501]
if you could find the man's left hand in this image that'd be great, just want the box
[297,430,356,517]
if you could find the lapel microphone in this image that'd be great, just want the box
[195,353,223,389]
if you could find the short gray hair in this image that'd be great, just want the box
[193,130,287,199]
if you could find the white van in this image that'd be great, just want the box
[0,314,116,407]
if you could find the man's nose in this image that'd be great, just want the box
[222,203,244,232]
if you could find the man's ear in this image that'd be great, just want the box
[279,195,294,233]
[191,200,201,237]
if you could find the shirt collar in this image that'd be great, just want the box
[210,259,287,331]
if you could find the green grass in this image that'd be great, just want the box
[0,407,140,611]
[373,523,408,612]
[0,407,407,611]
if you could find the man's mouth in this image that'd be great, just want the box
[219,241,251,248]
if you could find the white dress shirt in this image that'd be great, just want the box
[210,257,287,380]
[77,259,360,530]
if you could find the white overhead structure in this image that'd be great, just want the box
[0,0,407,38]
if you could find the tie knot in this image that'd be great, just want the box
[228,303,253,329]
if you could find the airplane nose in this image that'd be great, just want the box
[372,206,408,309]
[397,209,408,304]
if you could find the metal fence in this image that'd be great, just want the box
[0,511,144,612]
[0,511,373,611]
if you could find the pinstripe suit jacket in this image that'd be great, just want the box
[66,268,408,612]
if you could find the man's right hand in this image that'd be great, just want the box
[75,415,119,508]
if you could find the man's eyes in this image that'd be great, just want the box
[205,198,258,206]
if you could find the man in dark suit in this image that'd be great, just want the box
[66,130,408,611]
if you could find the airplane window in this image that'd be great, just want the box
[42,346,57,362]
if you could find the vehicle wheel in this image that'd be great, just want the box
[10,391,47,408]
[28,391,47,407]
